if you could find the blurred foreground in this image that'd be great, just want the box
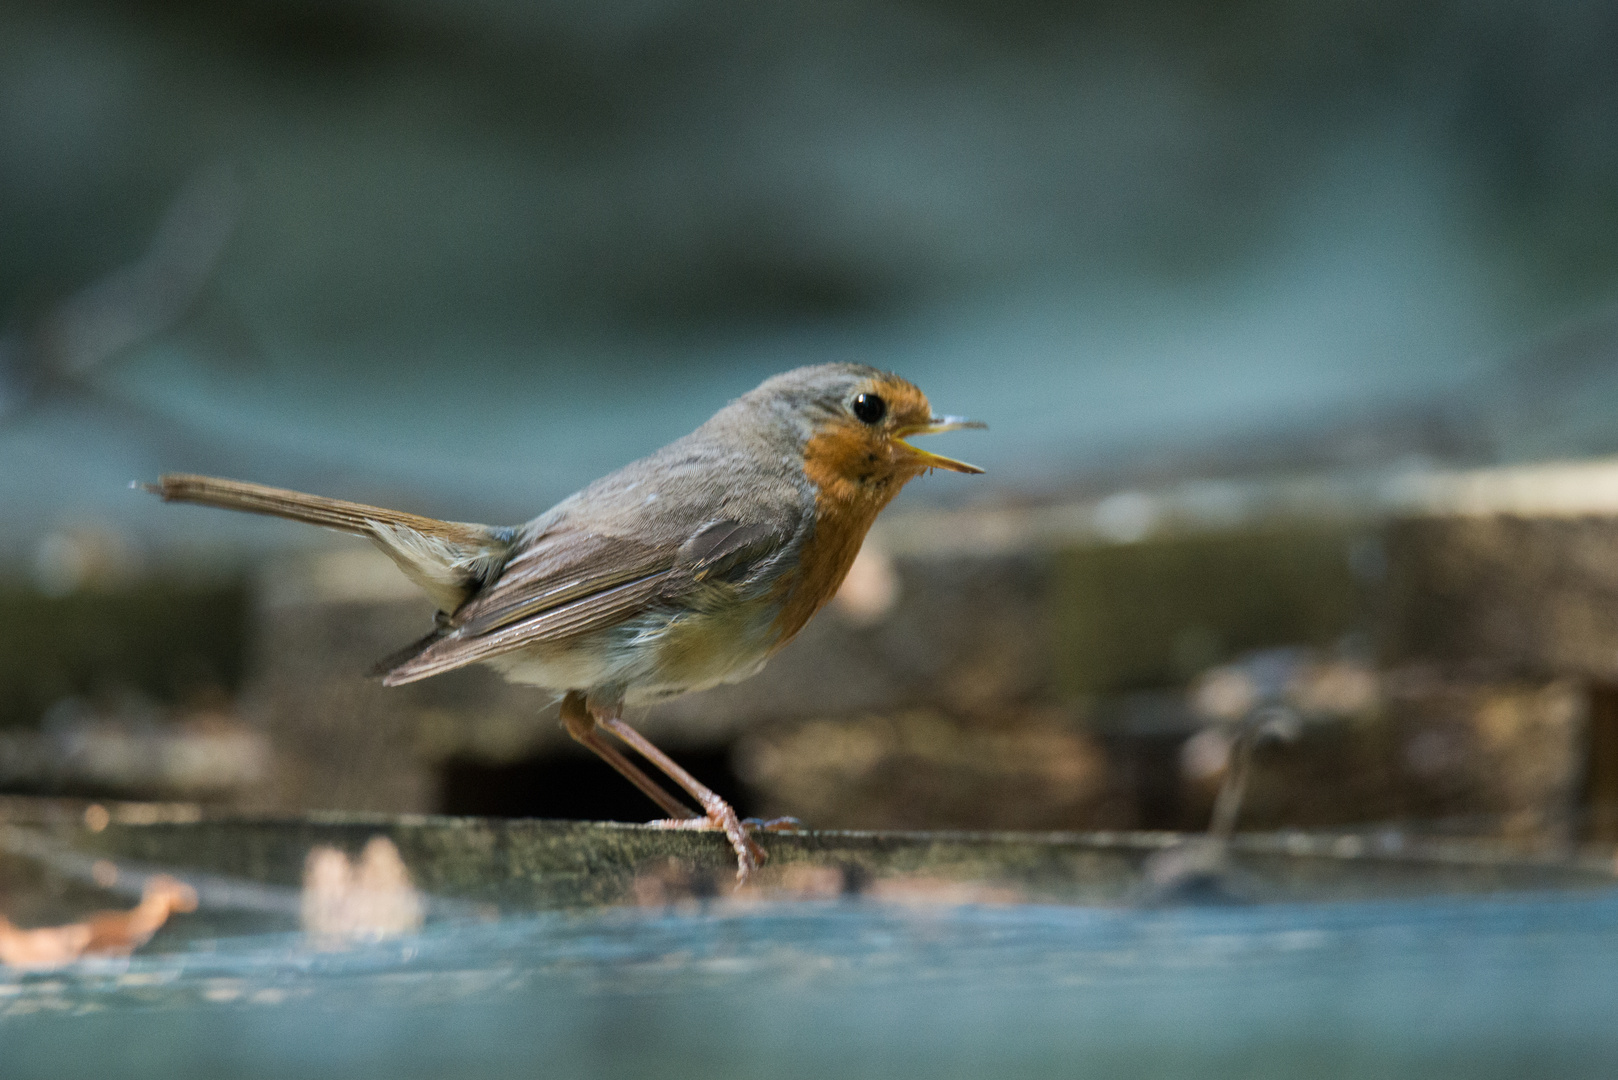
[3,804,1618,1078]
[10,893,1618,1079]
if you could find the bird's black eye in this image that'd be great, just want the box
[852,392,886,425]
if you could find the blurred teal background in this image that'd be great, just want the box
[5,0,1618,562]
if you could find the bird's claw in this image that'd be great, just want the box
[645,801,767,885]
[704,796,765,884]
[741,816,803,833]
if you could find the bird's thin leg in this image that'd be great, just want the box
[559,692,698,821]
[594,713,766,883]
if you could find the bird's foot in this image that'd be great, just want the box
[644,796,765,884]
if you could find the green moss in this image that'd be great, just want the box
[56,815,1614,913]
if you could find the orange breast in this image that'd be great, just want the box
[769,421,907,646]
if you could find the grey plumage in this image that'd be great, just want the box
[153,364,891,691]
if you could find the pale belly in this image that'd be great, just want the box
[483,594,782,707]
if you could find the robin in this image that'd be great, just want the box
[146,363,984,883]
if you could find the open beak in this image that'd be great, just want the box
[895,415,987,474]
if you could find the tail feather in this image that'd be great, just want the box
[148,474,490,546]
[146,473,512,612]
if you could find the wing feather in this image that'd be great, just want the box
[381,504,796,686]
[454,532,673,637]
[382,569,673,684]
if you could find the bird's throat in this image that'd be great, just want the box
[771,425,913,645]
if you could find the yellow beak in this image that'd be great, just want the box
[895,415,987,474]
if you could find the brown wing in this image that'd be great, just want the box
[381,530,674,684]
[680,520,784,583]
[455,531,675,637]
[380,517,794,686]
[381,572,673,684]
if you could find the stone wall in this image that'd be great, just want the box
[11,502,1602,846]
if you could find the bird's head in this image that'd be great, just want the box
[743,363,985,501]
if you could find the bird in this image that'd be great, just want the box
[145,363,984,883]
